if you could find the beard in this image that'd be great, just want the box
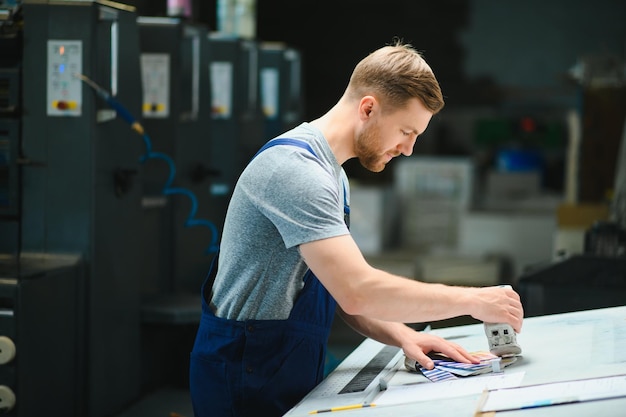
[355,122,388,172]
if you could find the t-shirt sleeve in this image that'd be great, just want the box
[252,151,349,249]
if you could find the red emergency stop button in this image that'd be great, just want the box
[51,100,78,111]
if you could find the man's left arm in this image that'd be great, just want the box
[336,307,479,369]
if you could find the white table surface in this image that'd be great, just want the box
[285,306,626,417]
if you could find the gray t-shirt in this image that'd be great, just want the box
[210,122,351,321]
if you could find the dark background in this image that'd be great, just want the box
[125,0,626,196]
[126,0,625,112]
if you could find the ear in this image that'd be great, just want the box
[358,96,377,121]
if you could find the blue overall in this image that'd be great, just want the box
[189,139,349,417]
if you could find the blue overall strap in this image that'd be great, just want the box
[191,137,345,417]
[252,137,318,159]
[254,138,350,226]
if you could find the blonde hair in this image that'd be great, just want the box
[346,40,444,114]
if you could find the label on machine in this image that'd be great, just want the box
[210,61,233,119]
[47,40,82,117]
[140,53,171,118]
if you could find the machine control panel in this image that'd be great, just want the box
[140,53,170,118]
[47,40,82,117]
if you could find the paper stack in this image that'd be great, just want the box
[405,351,518,382]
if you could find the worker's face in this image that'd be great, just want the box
[355,98,433,172]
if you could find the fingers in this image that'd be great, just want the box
[511,306,524,333]
[410,349,435,370]
[437,342,480,365]
[403,334,480,370]
[502,308,523,334]
[502,299,524,333]
[504,287,524,332]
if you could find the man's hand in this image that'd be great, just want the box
[401,331,480,370]
[468,286,524,333]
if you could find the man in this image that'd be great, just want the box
[190,40,524,417]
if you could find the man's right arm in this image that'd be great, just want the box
[299,234,523,332]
